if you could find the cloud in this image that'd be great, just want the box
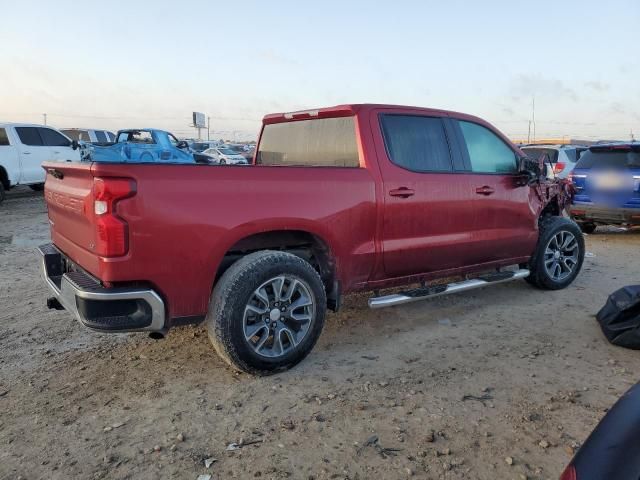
[584,81,610,92]
[257,49,300,67]
[509,74,578,102]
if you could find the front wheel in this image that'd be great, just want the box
[219,159,226,165]
[206,250,327,375]
[526,216,585,290]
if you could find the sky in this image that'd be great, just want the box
[1,0,638,141]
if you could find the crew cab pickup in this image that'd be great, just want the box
[0,123,81,203]
[38,104,583,374]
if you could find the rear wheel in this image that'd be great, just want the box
[206,250,326,375]
[526,216,585,290]
[219,159,226,165]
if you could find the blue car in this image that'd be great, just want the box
[89,129,196,163]
[569,143,640,233]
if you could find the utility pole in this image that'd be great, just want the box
[43,113,47,126]
[531,96,536,143]
[207,116,210,141]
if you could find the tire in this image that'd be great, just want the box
[526,216,585,290]
[206,250,327,375]
[579,222,597,234]
[29,183,44,192]
[0,182,5,204]
[219,159,226,165]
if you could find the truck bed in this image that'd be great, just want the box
[42,161,378,321]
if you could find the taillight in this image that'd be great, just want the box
[554,162,566,174]
[559,465,577,480]
[93,177,136,257]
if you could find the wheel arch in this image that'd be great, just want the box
[212,227,340,311]
[0,166,10,190]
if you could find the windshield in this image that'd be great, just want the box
[219,148,237,155]
[575,148,640,169]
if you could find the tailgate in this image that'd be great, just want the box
[43,161,96,263]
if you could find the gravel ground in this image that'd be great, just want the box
[1,186,639,480]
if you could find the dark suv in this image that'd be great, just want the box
[570,143,640,233]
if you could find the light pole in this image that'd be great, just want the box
[43,113,47,126]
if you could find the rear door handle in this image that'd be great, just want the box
[389,187,415,198]
[475,186,495,195]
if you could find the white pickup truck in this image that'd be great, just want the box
[0,123,81,203]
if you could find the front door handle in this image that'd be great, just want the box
[389,187,415,198]
[475,186,495,195]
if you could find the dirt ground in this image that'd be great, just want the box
[1,186,639,480]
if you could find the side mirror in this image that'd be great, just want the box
[71,139,80,150]
[518,154,546,185]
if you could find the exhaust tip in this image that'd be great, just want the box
[149,331,166,340]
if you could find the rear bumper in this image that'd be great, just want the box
[570,204,640,225]
[37,243,166,332]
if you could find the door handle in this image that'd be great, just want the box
[389,187,415,198]
[23,152,32,155]
[475,186,495,195]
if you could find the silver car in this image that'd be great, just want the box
[521,144,588,179]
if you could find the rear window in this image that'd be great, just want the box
[118,131,155,144]
[575,148,640,169]
[522,147,560,164]
[0,128,9,146]
[257,117,359,167]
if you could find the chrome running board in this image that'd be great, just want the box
[368,269,530,309]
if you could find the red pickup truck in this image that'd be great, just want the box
[39,104,583,374]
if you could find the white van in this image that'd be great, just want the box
[0,123,81,203]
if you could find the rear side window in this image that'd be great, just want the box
[257,117,359,167]
[0,128,9,146]
[380,115,453,172]
[458,121,517,173]
[16,127,43,146]
[575,149,640,169]
[94,130,108,142]
[39,128,70,147]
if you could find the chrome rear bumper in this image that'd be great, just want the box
[37,243,166,332]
